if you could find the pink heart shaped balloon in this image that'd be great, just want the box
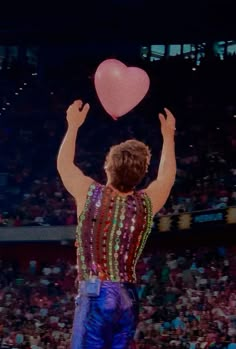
[94,59,150,119]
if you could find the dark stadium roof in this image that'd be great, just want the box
[0,0,235,44]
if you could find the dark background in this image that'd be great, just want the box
[0,0,236,44]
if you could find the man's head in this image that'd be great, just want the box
[105,139,151,193]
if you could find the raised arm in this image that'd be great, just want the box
[145,108,176,214]
[57,100,93,202]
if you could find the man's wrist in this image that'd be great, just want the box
[163,134,175,142]
[67,123,80,132]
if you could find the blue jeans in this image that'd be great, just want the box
[70,281,139,349]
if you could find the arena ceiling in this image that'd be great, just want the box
[0,1,235,44]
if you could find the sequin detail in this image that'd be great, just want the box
[76,182,153,283]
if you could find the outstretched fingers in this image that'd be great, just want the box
[83,103,90,112]
[159,108,176,133]
[74,100,82,106]
[164,108,176,130]
[159,113,166,124]
[164,108,175,121]
[73,100,90,113]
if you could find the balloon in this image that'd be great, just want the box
[94,59,150,119]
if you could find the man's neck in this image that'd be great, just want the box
[106,182,134,196]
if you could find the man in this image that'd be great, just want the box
[57,100,176,349]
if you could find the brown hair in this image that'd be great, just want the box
[105,139,151,193]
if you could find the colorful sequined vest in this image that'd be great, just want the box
[75,182,153,283]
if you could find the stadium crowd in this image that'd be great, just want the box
[0,245,236,348]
